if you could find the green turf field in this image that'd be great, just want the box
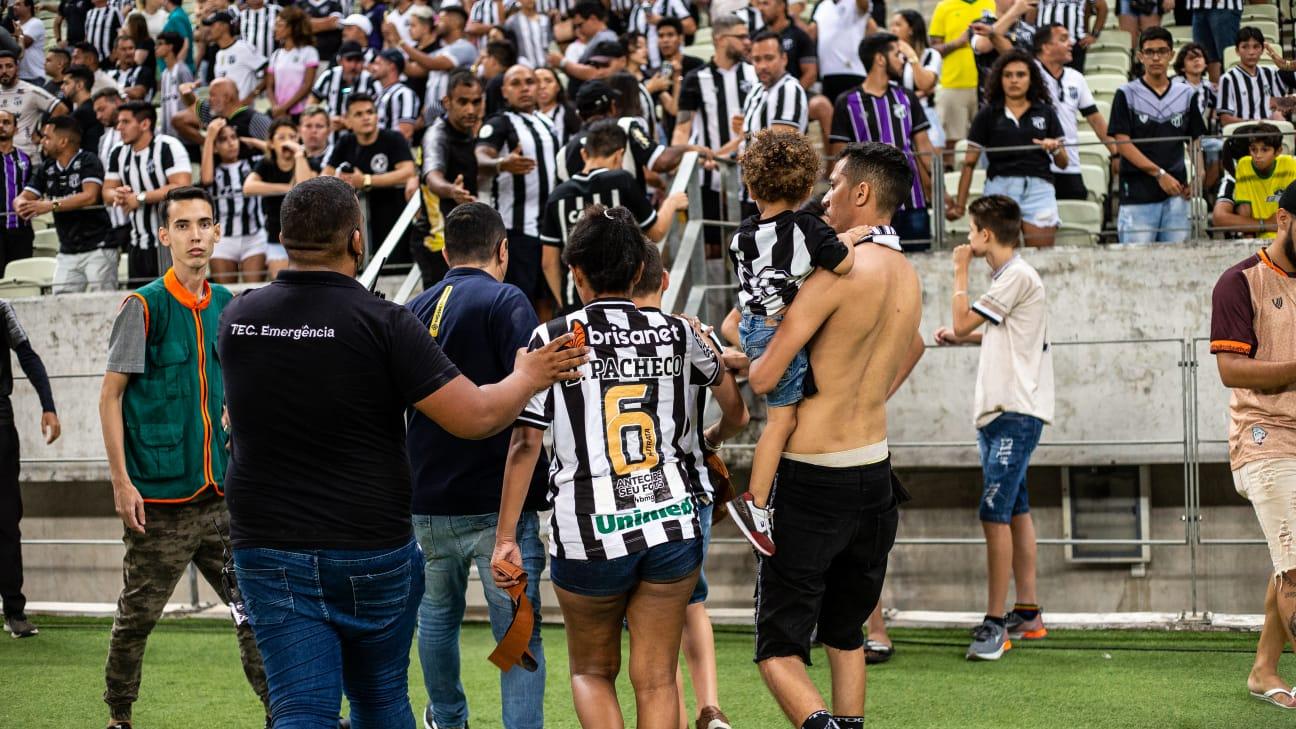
[2,617,1293,728]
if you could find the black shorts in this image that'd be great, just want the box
[754,457,908,665]
[822,74,866,104]
[1053,172,1089,201]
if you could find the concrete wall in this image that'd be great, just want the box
[7,244,1273,614]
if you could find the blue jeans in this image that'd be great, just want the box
[413,512,545,729]
[739,312,808,408]
[976,413,1045,524]
[891,207,932,252]
[689,503,712,604]
[233,539,424,729]
[1117,195,1190,244]
[1193,9,1242,63]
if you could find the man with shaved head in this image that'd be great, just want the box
[172,77,271,154]
[475,64,558,304]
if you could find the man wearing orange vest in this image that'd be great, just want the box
[97,187,270,729]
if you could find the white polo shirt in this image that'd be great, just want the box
[1036,59,1098,176]
[972,255,1055,429]
[813,0,871,77]
[215,39,269,100]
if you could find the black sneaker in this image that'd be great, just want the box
[4,614,37,638]
[107,723,131,729]
[423,706,468,729]
[724,492,775,556]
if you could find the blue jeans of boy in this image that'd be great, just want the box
[413,511,546,729]
[233,539,424,729]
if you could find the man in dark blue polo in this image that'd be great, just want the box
[405,202,547,729]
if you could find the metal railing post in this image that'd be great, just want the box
[931,150,945,251]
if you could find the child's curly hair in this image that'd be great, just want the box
[741,129,819,207]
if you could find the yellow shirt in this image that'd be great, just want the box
[1233,155,1296,239]
[929,0,996,90]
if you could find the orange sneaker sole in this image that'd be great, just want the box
[1017,628,1048,640]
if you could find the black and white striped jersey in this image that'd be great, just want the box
[208,159,264,237]
[110,64,155,102]
[83,4,121,61]
[538,0,576,18]
[517,299,721,561]
[678,60,758,191]
[311,66,379,116]
[741,72,808,137]
[505,11,552,69]
[375,80,420,132]
[728,210,853,316]
[557,116,662,192]
[1037,0,1090,40]
[98,127,127,229]
[641,0,691,68]
[159,63,194,138]
[540,168,656,247]
[419,38,479,122]
[1218,65,1293,121]
[1186,0,1241,9]
[104,134,191,250]
[477,108,558,236]
[239,4,281,61]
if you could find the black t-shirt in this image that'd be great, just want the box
[59,0,90,45]
[24,150,113,253]
[252,155,321,244]
[560,117,660,191]
[72,99,103,156]
[326,130,414,248]
[405,267,549,515]
[485,74,505,117]
[779,22,816,79]
[657,53,705,141]
[966,101,1064,182]
[422,115,478,220]
[1108,78,1207,204]
[299,0,344,62]
[220,270,462,550]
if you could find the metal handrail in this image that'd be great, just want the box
[357,194,423,291]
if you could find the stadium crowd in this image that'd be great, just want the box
[4,0,1296,728]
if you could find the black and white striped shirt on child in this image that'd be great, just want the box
[209,158,264,238]
[1218,65,1294,122]
[730,212,897,316]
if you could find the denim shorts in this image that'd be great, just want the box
[977,412,1045,524]
[550,537,703,597]
[1193,8,1242,63]
[983,176,1059,228]
[689,503,712,605]
[1116,196,1190,244]
[740,312,808,408]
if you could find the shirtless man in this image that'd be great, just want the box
[745,141,924,729]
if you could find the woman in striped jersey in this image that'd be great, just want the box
[494,206,749,729]
[201,118,266,282]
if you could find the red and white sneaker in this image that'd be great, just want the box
[725,492,775,556]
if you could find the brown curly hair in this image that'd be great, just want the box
[741,129,819,206]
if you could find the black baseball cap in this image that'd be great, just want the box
[378,48,406,73]
[338,41,365,59]
[575,80,620,116]
[201,10,235,25]
[1279,180,1296,214]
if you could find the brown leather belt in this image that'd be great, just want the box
[488,560,539,673]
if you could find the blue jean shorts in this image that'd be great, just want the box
[550,536,703,597]
[740,312,808,408]
[689,503,712,605]
[983,175,1059,228]
[976,412,1045,524]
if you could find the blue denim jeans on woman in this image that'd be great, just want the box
[233,539,424,729]
[413,511,546,729]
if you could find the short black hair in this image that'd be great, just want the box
[1173,41,1207,75]
[156,31,184,48]
[563,206,647,294]
[444,202,507,265]
[91,87,123,104]
[72,41,98,59]
[655,16,683,35]
[485,39,518,67]
[969,195,1022,247]
[280,176,362,253]
[858,32,897,74]
[65,64,95,90]
[1137,26,1172,50]
[48,46,72,64]
[1236,25,1265,47]
[1247,121,1283,152]
[119,100,156,129]
[838,142,914,216]
[161,186,215,227]
[441,5,468,24]
[573,1,606,20]
[445,68,480,96]
[630,240,664,298]
[583,118,627,157]
[45,114,82,142]
[1031,22,1066,56]
[0,50,17,63]
[752,29,783,49]
[344,91,375,112]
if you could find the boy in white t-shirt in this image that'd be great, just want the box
[934,194,1054,663]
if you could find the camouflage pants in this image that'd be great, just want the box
[104,498,270,721]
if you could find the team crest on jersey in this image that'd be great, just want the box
[893,105,906,119]
[1031,116,1046,131]
[1170,113,1184,128]
[1253,425,1268,445]
[1274,296,1284,310]
[1068,86,1078,100]
[739,80,752,95]
[1137,113,1149,124]
[479,123,494,139]
[68,174,80,187]
[631,127,650,147]
[371,154,389,172]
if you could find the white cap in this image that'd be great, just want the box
[341,13,374,36]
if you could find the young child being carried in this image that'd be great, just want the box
[723,129,896,555]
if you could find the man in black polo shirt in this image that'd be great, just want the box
[16,116,115,292]
[405,202,550,729]
[218,176,585,727]
[419,69,482,289]
[324,92,416,262]
[1110,26,1206,244]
